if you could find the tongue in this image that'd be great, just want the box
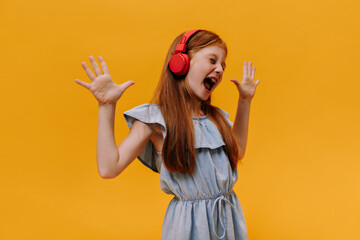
[204,82,211,90]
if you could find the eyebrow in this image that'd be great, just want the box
[209,54,226,70]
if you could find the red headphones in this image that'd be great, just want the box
[168,29,203,76]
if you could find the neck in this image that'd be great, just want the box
[182,82,207,116]
[189,100,205,117]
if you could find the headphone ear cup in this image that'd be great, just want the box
[169,53,190,76]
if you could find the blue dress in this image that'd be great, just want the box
[124,103,248,240]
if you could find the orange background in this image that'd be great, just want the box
[1,0,359,239]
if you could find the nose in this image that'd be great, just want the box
[215,64,224,74]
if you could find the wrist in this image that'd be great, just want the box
[99,102,117,107]
[238,96,252,103]
[98,102,117,112]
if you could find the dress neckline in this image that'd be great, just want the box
[192,115,208,119]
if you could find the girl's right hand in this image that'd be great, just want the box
[75,56,134,105]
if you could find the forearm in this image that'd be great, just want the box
[96,103,120,177]
[232,97,252,159]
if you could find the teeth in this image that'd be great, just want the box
[210,78,216,84]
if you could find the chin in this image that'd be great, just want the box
[197,94,210,101]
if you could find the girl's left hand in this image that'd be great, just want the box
[231,61,260,100]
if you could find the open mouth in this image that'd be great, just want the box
[204,78,216,91]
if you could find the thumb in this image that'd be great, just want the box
[75,79,91,90]
[121,80,135,91]
[230,78,240,86]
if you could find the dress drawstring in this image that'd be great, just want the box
[212,192,236,239]
[174,190,237,239]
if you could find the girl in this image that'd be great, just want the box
[75,29,260,240]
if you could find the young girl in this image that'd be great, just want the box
[75,29,260,240]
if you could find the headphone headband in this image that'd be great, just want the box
[175,29,203,52]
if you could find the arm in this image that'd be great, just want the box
[96,103,119,177]
[230,61,260,159]
[232,98,252,159]
[75,56,150,178]
[97,103,153,178]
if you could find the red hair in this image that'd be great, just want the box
[152,30,240,174]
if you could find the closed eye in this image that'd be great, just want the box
[209,58,216,64]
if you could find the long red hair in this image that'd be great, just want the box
[152,30,240,174]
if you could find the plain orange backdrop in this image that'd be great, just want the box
[1,0,359,239]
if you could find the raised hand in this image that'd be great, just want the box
[231,61,260,100]
[75,56,134,105]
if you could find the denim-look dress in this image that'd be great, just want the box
[124,104,248,240]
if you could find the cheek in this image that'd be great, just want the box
[190,61,207,75]
[185,77,199,90]
[187,73,203,86]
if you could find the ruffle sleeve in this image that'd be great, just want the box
[218,107,233,128]
[123,103,165,173]
[193,108,233,149]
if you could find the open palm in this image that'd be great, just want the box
[231,61,260,99]
[75,56,134,104]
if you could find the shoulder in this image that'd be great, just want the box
[214,106,230,118]
[124,103,162,120]
[124,103,160,116]
[123,103,166,138]
[213,106,233,127]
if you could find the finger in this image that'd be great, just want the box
[255,79,260,86]
[89,55,102,76]
[98,56,110,74]
[75,79,91,89]
[248,61,252,78]
[248,61,252,77]
[251,66,255,80]
[121,80,135,91]
[243,61,247,77]
[81,62,96,81]
[230,78,240,86]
